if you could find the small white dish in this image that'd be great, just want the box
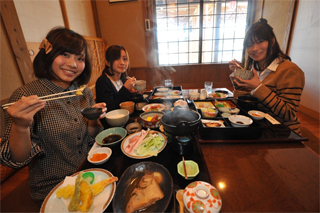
[157,87,169,92]
[219,107,240,114]
[228,114,253,127]
[248,110,265,120]
[221,112,231,118]
[87,147,112,165]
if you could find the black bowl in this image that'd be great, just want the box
[127,93,143,103]
[237,95,259,110]
[81,108,102,120]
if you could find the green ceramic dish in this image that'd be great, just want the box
[177,160,199,180]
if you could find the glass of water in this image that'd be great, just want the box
[165,79,173,89]
[204,81,213,94]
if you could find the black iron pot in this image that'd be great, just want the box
[161,108,201,136]
[237,95,259,110]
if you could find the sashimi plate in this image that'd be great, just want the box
[40,168,116,213]
[121,130,167,159]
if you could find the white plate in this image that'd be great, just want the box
[142,103,166,112]
[40,168,116,213]
[121,131,167,159]
[156,87,169,92]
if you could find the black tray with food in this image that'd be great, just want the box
[191,99,264,140]
[148,86,183,104]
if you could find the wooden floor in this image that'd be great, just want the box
[0,111,319,202]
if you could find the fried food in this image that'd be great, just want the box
[78,180,94,212]
[68,172,82,212]
[92,176,118,196]
[125,172,164,213]
[56,184,75,199]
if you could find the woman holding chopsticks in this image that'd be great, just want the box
[0,27,106,204]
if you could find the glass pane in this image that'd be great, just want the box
[202,52,212,63]
[179,16,189,28]
[157,30,168,42]
[189,16,200,28]
[222,51,233,62]
[189,28,199,40]
[157,18,168,30]
[177,4,188,16]
[203,28,212,40]
[168,4,177,17]
[223,39,234,51]
[233,51,243,61]
[189,4,199,15]
[203,15,213,27]
[169,54,179,64]
[178,28,188,41]
[179,53,188,64]
[234,39,243,51]
[189,53,198,63]
[212,51,222,63]
[167,30,179,42]
[179,42,188,53]
[169,42,179,53]
[159,54,169,65]
[224,27,235,39]
[158,42,169,54]
[189,41,199,52]
[203,3,214,15]
[202,40,212,51]
[156,8,167,18]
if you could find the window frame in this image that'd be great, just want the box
[153,0,254,66]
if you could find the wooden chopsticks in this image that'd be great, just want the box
[1,85,86,110]
[182,156,188,179]
[235,61,245,70]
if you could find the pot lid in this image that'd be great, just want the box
[183,181,222,213]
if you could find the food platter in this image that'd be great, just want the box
[209,92,228,99]
[113,161,173,213]
[121,130,167,159]
[142,103,166,112]
[194,101,214,109]
[40,168,116,213]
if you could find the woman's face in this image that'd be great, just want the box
[246,38,269,68]
[51,51,86,88]
[110,50,128,74]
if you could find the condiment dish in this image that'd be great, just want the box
[95,127,127,147]
[87,147,112,165]
[140,111,164,129]
[219,107,240,115]
[228,114,253,127]
[177,160,199,180]
[248,110,265,120]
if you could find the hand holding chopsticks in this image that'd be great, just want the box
[2,85,87,110]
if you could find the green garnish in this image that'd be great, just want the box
[82,172,95,184]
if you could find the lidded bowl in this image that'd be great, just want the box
[183,181,222,213]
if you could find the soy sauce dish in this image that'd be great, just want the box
[228,115,253,127]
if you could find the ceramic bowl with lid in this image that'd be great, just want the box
[183,181,222,213]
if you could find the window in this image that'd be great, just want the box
[155,0,252,65]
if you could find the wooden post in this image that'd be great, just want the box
[0,0,35,84]
[59,0,70,29]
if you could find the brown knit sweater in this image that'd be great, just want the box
[253,60,305,134]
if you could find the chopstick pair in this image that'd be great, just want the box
[182,156,188,179]
[1,85,86,110]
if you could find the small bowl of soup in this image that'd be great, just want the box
[95,127,127,147]
[87,147,112,165]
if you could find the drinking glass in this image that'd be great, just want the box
[165,79,173,89]
[204,81,213,94]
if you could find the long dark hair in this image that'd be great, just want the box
[33,27,92,86]
[103,45,129,80]
[243,18,290,70]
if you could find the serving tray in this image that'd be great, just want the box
[148,86,183,104]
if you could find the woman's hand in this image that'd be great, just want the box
[233,69,261,90]
[124,77,136,91]
[7,96,46,130]
[228,59,241,72]
[92,102,107,119]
